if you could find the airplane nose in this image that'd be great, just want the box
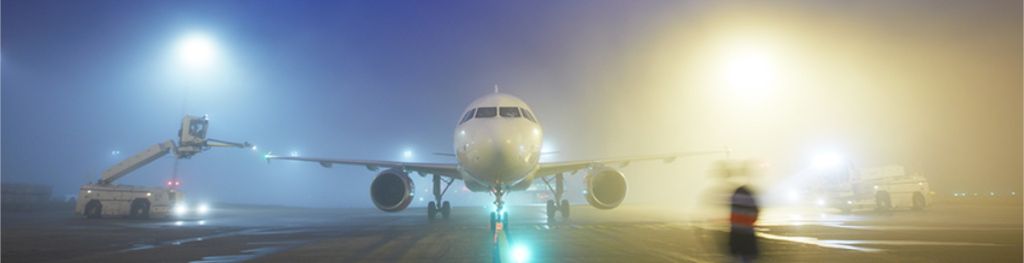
[488,139,513,164]
[484,134,529,179]
[461,126,534,184]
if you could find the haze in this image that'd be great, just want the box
[2,0,1020,208]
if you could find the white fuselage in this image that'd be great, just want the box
[453,93,543,190]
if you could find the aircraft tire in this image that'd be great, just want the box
[501,211,509,229]
[441,201,451,219]
[428,201,437,220]
[560,199,570,219]
[489,211,497,233]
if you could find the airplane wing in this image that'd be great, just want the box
[266,155,462,179]
[534,149,730,177]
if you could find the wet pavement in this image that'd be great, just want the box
[2,203,1021,262]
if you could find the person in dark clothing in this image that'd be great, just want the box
[729,185,760,263]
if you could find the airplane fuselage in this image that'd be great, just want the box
[453,93,543,191]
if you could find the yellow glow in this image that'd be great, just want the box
[716,42,779,95]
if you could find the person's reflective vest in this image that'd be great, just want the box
[730,187,759,232]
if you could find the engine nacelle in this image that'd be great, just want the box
[584,167,628,209]
[370,169,415,212]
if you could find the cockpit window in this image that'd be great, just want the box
[460,109,475,124]
[499,107,521,118]
[522,109,537,123]
[475,107,497,118]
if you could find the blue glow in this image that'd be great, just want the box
[175,32,219,72]
[511,244,530,263]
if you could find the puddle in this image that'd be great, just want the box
[120,228,268,252]
[190,241,306,263]
[756,232,1009,253]
[756,232,884,252]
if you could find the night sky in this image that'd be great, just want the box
[3,1,1020,208]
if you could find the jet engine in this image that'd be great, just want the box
[370,168,415,212]
[584,167,627,209]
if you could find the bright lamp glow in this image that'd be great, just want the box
[511,244,531,263]
[197,203,210,214]
[715,41,780,98]
[812,152,843,169]
[786,189,800,202]
[176,32,218,71]
[173,203,189,216]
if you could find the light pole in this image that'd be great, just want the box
[170,31,220,187]
[174,32,219,113]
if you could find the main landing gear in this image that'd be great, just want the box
[489,187,509,233]
[428,174,454,220]
[543,173,570,223]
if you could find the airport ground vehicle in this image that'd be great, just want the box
[810,165,931,212]
[75,115,250,219]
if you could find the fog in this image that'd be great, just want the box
[3,0,1020,208]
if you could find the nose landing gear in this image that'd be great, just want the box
[489,210,509,234]
[490,187,509,232]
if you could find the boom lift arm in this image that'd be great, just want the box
[96,115,251,185]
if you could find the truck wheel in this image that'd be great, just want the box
[875,192,891,212]
[912,193,926,211]
[130,199,151,219]
[85,200,103,219]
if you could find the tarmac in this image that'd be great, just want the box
[2,202,1021,262]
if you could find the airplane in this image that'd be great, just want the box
[267,91,727,229]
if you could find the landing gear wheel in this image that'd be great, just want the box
[501,211,509,229]
[428,201,438,220]
[546,200,557,223]
[489,211,498,233]
[560,199,570,219]
[441,201,451,219]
